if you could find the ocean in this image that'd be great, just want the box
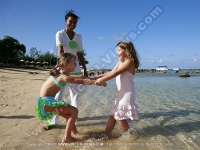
[63,70,200,150]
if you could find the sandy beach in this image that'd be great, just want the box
[0,67,200,150]
[0,68,51,149]
[0,68,128,150]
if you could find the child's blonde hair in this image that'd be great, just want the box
[116,40,140,68]
[50,53,76,77]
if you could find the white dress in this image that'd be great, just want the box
[110,71,139,120]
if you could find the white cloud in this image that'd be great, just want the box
[49,49,54,54]
[140,56,200,69]
[192,57,197,62]
[158,59,163,63]
[18,27,26,30]
[112,32,126,41]
[97,36,104,41]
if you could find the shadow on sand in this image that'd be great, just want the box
[0,115,35,119]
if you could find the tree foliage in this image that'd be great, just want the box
[0,36,26,59]
[29,47,41,58]
[36,51,57,66]
[0,36,89,67]
[18,54,34,62]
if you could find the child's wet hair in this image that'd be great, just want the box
[116,40,140,68]
[50,53,76,77]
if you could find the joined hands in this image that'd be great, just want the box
[94,78,107,87]
[83,77,107,87]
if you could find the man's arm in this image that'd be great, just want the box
[57,46,64,57]
[77,52,88,77]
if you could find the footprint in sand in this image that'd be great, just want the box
[1,104,8,108]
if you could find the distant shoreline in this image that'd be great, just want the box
[1,64,199,70]
[1,65,200,76]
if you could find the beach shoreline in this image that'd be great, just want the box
[0,67,199,150]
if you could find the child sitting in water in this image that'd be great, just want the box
[36,53,106,143]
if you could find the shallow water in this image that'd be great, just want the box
[63,71,200,150]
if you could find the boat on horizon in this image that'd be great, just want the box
[156,66,168,71]
[172,68,180,71]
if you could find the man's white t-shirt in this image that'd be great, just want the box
[56,29,84,74]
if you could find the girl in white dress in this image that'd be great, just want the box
[95,40,140,137]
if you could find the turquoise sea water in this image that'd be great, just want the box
[63,70,200,150]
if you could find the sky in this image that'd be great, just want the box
[0,0,200,69]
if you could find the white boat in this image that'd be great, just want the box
[156,66,168,71]
[173,68,180,71]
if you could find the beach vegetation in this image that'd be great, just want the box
[0,36,89,68]
[0,36,26,64]
[29,47,41,59]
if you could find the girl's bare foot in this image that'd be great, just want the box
[72,133,89,138]
[42,125,56,131]
[62,136,73,143]
[42,126,50,131]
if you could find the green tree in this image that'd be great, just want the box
[44,51,56,66]
[19,54,34,62]
[0,36,26,59]
[37,51,57,66]
[29,47,41,59]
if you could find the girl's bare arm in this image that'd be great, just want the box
[95,59,133,85]
[63,75,95,85]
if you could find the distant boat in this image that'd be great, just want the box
[156,66,168,71]
[173,68,180,71]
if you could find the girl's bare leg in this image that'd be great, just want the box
[60,114,78,135]
[105,115,116,133]
[71,124,78,135]
[61,114,77,143]
[45,105,78,143]
[116,120,129,132]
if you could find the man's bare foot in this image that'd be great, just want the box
[62,136,73,143]
[42,125,56,131]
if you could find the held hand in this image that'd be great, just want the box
[83,78,94,85]
[94,79,101,86]
[94,78,106,87]
[102,82,107,87]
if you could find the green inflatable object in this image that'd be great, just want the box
[69,40,77,49]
